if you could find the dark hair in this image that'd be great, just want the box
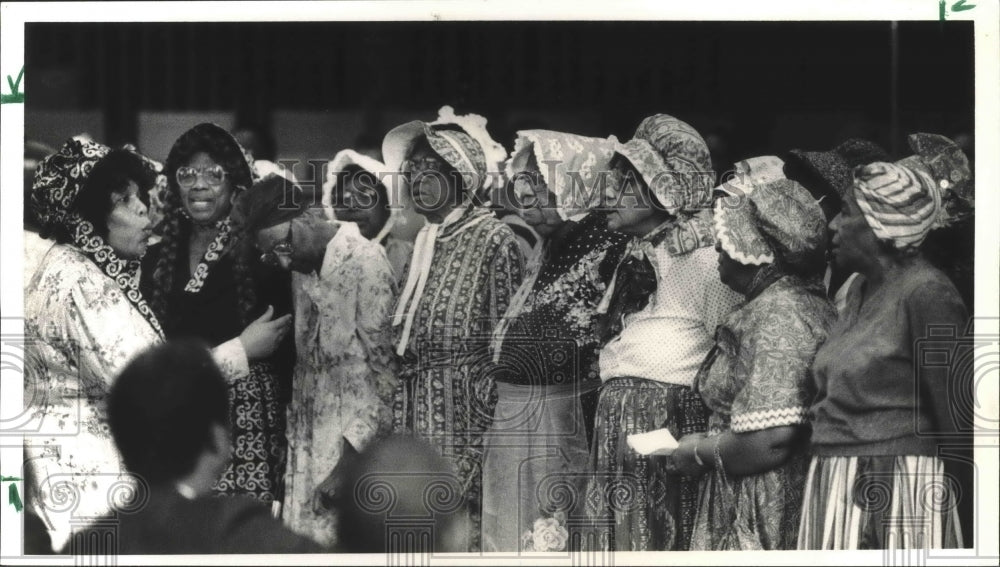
[147,124,258,330]
[782,157,842,223]
[232,125,277,162]
[337,434,466,553]
[52,149,156,244]
[108,339,230,486]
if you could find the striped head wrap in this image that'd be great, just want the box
[851,161,941,253]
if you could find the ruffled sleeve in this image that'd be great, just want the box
[211,338,250,383]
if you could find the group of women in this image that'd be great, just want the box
[23,106,973,554]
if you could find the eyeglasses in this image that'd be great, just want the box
[176,165,228,189]
[259,224,294,267]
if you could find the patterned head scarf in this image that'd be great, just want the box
[31,138,163,336]
[382,105,507,195]
[851,161,941,253]
[895,133,973,228]
[613,114,715,215]
[506,130,618,220]
[714,157,827,273]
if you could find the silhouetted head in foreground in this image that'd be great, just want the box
[335,434,469,553]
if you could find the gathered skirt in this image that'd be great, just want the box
[583,377,708,552]
[797,455,964,550]
[689,452,808,550]
[481,381,596,553]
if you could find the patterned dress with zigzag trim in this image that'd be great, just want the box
[689,275,835,550]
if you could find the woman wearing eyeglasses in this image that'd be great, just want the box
[141,123,294,506]
[229,172,398,547]
[24,138,286,552]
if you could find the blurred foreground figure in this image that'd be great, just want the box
[334,434,469,554]
[62,339,324,555]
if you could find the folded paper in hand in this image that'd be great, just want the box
[627,428,679,456]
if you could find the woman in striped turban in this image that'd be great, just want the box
[798,161,968,550]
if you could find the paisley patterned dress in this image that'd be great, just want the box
[690,275,835,550]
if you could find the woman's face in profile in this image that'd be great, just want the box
[829,191,881,270]
[106,179,153,260]
[176,151,236,225]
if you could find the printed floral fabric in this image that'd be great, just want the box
[31,138,164,335]
[615,114,715,215]
[689,275,836,550]
[493,213,629,386]
[482,214,628,552]
[383,236,414,288]
[282,222,398,547]
[392,207,524,552]
[22,244,247,552]
[506,131,618,219]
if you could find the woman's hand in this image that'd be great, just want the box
[239,305,292,360]
[672,432,710,477]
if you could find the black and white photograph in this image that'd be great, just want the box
[0,1,997,564]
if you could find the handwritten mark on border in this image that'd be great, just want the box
[940,0,976,21]
[1,66,24,104]
[1,476,23,512]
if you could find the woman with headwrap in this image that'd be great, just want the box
[481,131,629,552]
[670,158,836,550]
[322,149,413,286]
[798,160,967,550]
[231,173,398,547]
[782,138,890,315]
[25,139,283,551]
[583,114,744,552]
[382,106,524,552]
[140,123,295,505]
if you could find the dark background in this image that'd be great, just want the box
[26,20,974,171]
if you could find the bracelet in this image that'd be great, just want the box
[693,438,706,467]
